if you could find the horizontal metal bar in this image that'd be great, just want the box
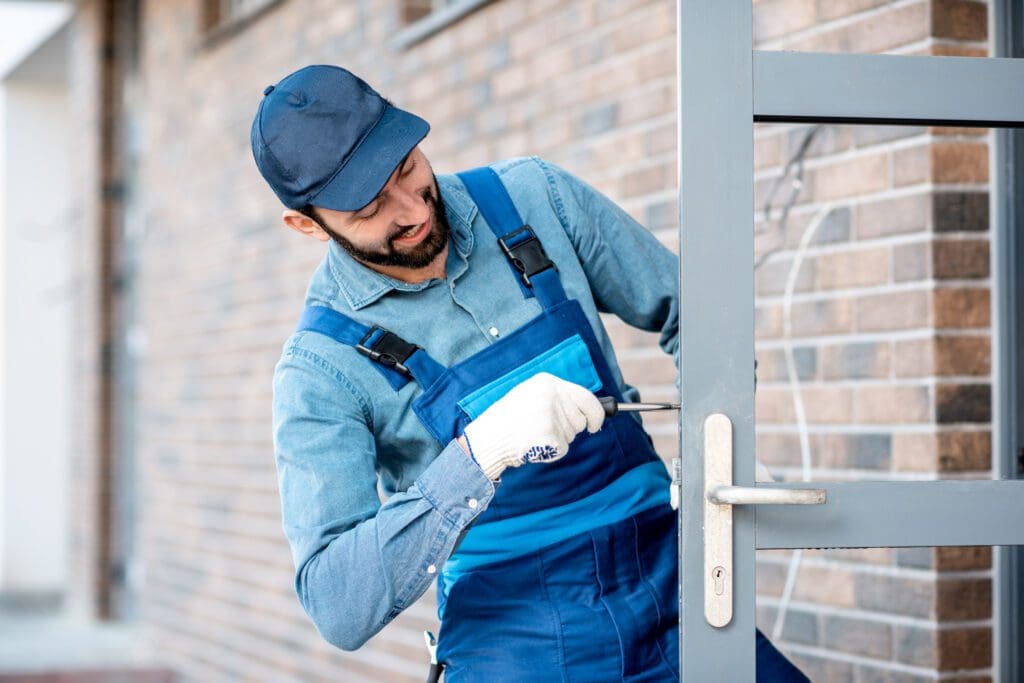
[754,51,1024,128]
[756,480,1024,549]
[708,485,826,505]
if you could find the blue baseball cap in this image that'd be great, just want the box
[250,65,430,212]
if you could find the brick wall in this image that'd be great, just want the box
[62,0,997,681]
[751,1,995,681]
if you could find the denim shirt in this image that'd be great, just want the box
[272,156,680,651]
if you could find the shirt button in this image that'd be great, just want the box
[488,327,499,337]
[467,498,479,509]
[427,564,437,574]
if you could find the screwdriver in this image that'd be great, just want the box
[599,396,681,417]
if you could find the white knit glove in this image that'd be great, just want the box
[461,372,606,480]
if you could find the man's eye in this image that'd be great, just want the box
[402,158,416,176]
[358,205,380,221]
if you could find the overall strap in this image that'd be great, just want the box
[296,305,446,391]
[457,167,567,309]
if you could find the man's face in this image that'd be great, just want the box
[304,147,450,271]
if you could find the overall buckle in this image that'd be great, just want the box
[356,326,418,377]
[498,226,556,287]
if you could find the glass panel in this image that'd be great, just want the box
[753,123,998,681]
[752,0,988,57]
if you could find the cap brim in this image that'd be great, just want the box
[311,104,430,212]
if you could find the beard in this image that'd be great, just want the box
[327,177,451,270]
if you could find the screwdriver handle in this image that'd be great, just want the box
[599,396,618,416]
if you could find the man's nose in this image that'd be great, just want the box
[393,185,430,227]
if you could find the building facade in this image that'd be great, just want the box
[59,0,1006,681]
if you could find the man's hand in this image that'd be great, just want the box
[460,372,605,480]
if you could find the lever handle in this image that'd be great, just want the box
[707,485,826,506]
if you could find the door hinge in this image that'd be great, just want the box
[1017,446,1024,476]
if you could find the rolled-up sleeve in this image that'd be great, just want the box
[272,341,495,651]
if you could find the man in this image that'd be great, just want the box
[253,64,807,682]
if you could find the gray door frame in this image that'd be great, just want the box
[993,1,1024,680]
[677,3,1024,680]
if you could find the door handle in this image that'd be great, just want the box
[707,485,826,506]
[702,413,826,628]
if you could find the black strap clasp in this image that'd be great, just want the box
[498,226,556,288]
[356,325,418,377]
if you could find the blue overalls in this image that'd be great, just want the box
[296,168,808,682]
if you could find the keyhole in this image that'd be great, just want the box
[712,566,726,595]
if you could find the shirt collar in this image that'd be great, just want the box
[328,173,478,310]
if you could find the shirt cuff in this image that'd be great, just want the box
[417,439,497,527]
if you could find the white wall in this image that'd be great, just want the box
[0,3,72,594]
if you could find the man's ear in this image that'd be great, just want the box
[282,209,331,242]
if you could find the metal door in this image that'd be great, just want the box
[676,2,1024,680]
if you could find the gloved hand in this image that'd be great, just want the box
[460,372,606,480]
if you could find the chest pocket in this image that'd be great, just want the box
[456,334,603,421]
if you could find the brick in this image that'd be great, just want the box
[789,2,929,53]
[893,241,931,282]
[754,347,817,382]
[793,565,856,607]
[893,144,929,187]
[756,387,797,424]
[755,255,816,296]
[802,385,855,423]
[931,143,989,184]
[935,546,992,571]
[811,153,889,200]
[853,666,936,683]
[933,287,989,328]
[814,0,888,23]
[856,385,930,424]
[822,614,892,659]
[814,432,891,469]
[937,628,991,671]
[820,341,890,380]
[896,547,934,569]
[935,383,991,423]
[855,193,929,239]
[932,239,989,279]
[816,247,889,290]
[933,335,990,376]
[937,430,991,471]
[756,303,784,339]
[576,101,619,136]
[855,574,933,618]
[853,125,927,148]
[789,654,854,683]
[620,162,669,199]
[856,290,930,331]
[936,578,991,620]
[791,298,854,336]
[930,43,988,58]
[931,0,987,41]
[933,192,989,233]
[753,0,818,42]
[894,432,935,472]
[756,432,802,468]
[754,130,784,170]
[788,124,854,160]
[895,625,937,668]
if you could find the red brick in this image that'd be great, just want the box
[934,287,990,328]
[937,430,991,471]
[816,247,889,290]
[931,0,987,41]
[931,143,989,184]
[933,335,990,375]
[933,238,989,279]
[856,290,930,331]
